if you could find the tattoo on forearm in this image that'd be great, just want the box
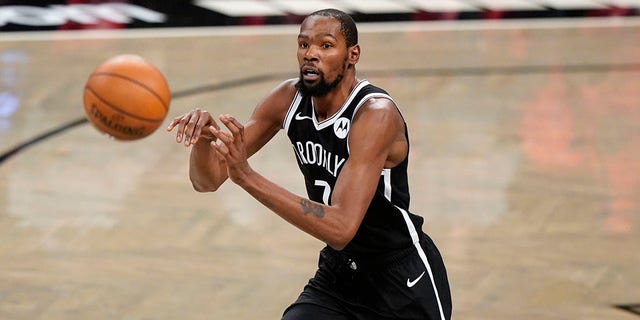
[301,199,325,218]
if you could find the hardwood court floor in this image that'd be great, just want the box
[0,18,639,320]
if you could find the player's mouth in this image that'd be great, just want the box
[301,66,321,82]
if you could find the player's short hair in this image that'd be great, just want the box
[308,8,358,47]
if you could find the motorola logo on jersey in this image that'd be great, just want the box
[334,117,350,139]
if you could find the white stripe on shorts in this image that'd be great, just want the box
[397,206,446,320]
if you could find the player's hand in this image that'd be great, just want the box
[211,114,252,185]
[166,108,220,146]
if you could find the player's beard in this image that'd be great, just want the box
[296,61,347,97]
[296,73,343,97]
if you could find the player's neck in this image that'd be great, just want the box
[313,74,359,122]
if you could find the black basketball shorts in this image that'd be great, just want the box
[282,233,452,320]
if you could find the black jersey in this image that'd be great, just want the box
[283,80,425,255]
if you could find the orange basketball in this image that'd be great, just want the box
[83,54,170,141]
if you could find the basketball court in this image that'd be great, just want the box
[0,2,639,319]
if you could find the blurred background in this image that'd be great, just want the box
[0,1,639,319]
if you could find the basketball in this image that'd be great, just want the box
[83,54,170,140]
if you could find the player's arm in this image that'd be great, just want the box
[214,98,405,250]
[167,79,297,192]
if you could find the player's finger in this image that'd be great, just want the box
[173,113,192,143]
[211,138,231,161]
[211,127,234,145]
[190,112,211,144]
[182,109,209,146]
[219,115,238,135]
[166,116,180,131]
[225,115,243,129]
[213,140,229,153]
[227,115,245,138]
[183,116,199,146]
[220,114,244,143]
[204,125,218,142]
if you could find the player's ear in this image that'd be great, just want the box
[348,44,360,64]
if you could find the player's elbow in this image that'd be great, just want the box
[190,178,221,193]
[189,171,228,192]
[192,182,217,192]
[328,240,348,251]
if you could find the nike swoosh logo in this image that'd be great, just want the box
[295,112,313,121]
[406,271,426,288]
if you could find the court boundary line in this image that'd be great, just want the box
[2,62,640,165]
[1,16,640,42]
[614,304,640,317]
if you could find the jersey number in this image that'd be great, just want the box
[314,180,331,205]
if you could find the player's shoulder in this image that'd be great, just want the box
[358,81,396,108]
[272,78,299,97]
[251,78,299,124]
[357,95,397,115]
[353,84,402,125]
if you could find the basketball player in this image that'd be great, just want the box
[167,9,452,320]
